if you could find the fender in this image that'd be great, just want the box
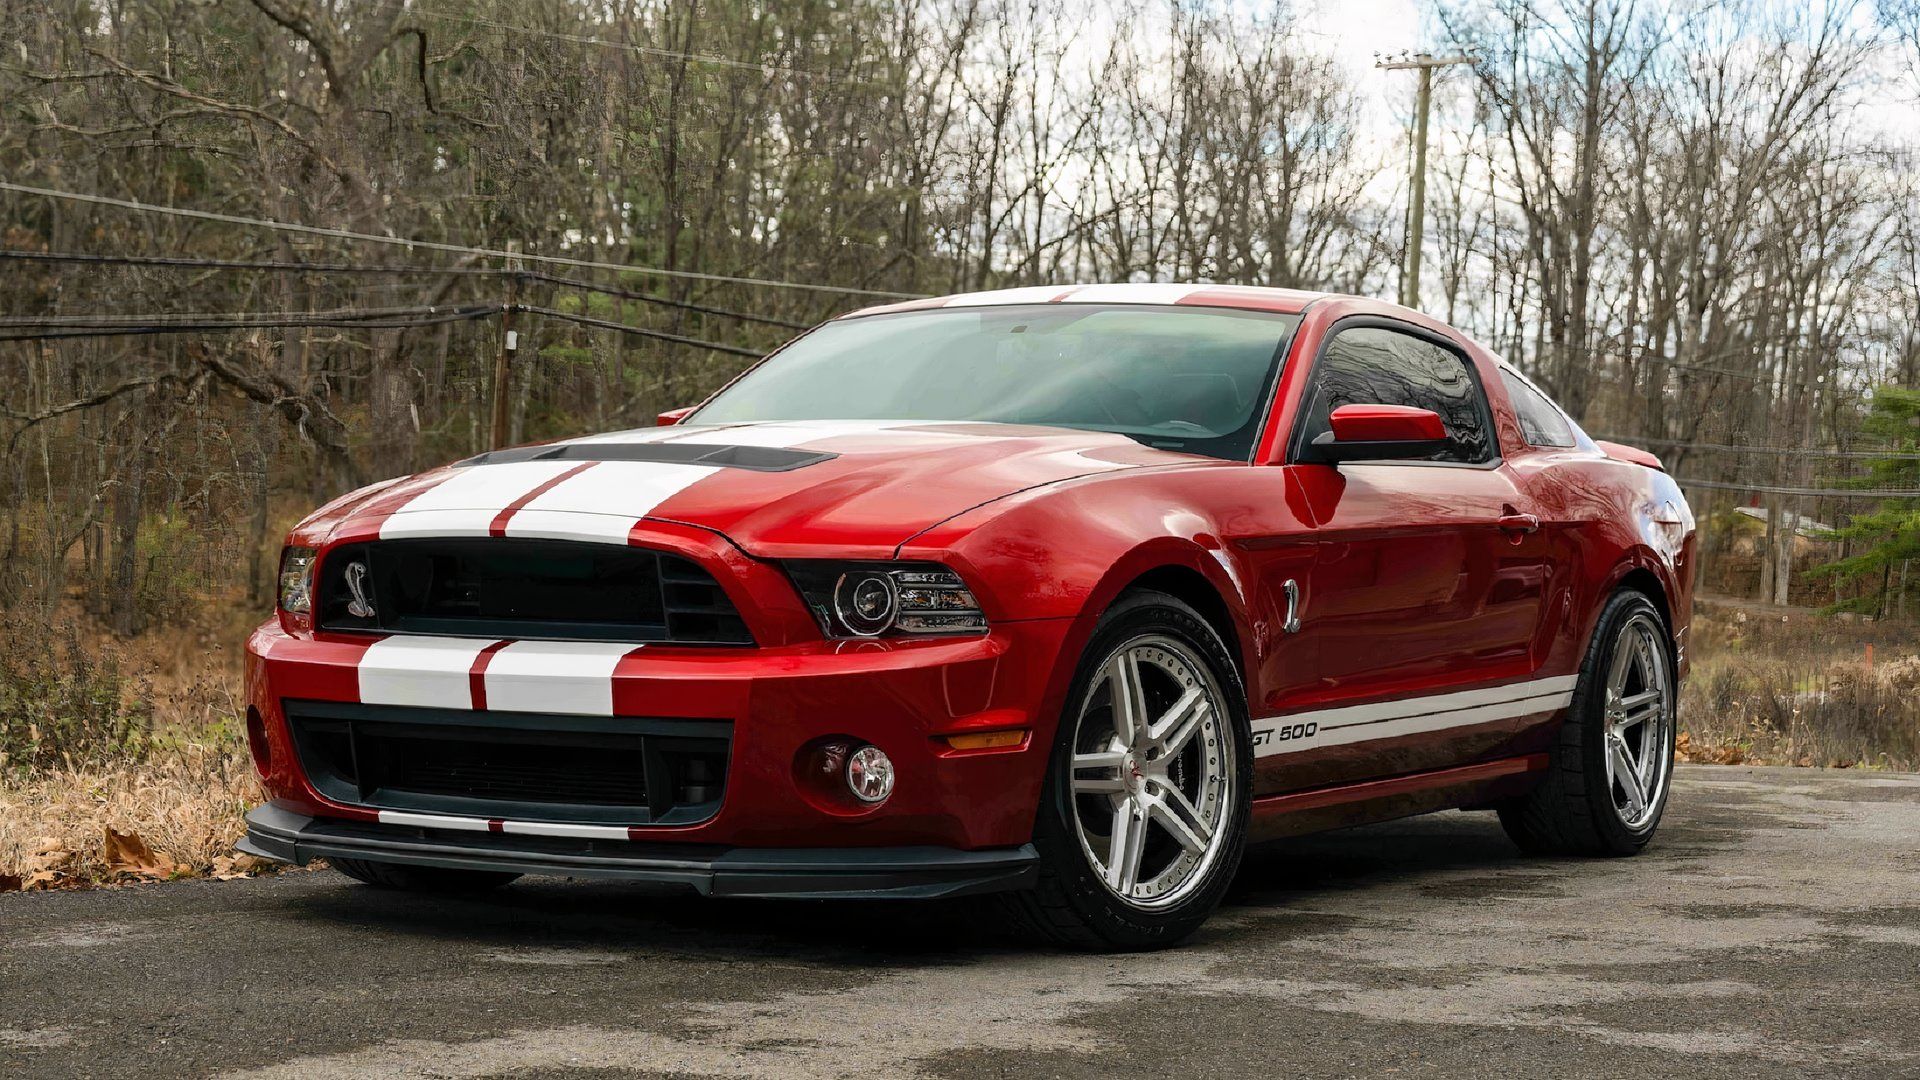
[1025,538,1261,745]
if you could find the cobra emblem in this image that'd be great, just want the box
[344,561,377,619]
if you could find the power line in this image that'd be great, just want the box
[0,182,923,299]
[3,251,819,329]
[1673,477,1920,499]
[2,302,767,357]
[521,306,764,358]
[0,249,499,276]
[0,302,492,326]
[0,306,501,342]
[1596,432,1920,461]
[524,272,813,331]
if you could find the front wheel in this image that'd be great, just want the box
[998,589,1252,951]
[1498,589,1677,856]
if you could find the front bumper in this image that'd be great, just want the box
[241,804,1038,899]
[244,614,1080,853]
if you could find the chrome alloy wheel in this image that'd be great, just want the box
[1603,612,1675,830]
[1069,635,1235,908]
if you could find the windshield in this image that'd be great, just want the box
[688,304,1301,461]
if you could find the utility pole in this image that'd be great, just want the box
[1377,52,1474,310]
[489,240,521,449]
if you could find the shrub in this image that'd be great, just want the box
[0,619,153,774]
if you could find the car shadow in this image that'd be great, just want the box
[1227,810,1542,907]
[279,812,1536,961]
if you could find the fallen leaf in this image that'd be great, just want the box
[22,870,59,889]
[0,873,21,893]
[103,827,175,879]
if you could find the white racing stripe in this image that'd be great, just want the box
[500,820,632,840]
[380,422,950,545]
[561,426,702,446]
[502,460,716,545]
[1060,283,1202,305]
[357,636,497,708]
[377,810,490,833]
[481,640,639,715]
[379,460,585,538]
[941,285,1075,306]
[675,419,927,448]
[1253,674,1579,758]
[375,810,632,840]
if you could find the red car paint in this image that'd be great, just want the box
[245,285,1695,858]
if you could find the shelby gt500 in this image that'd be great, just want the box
[242,283,1694,950]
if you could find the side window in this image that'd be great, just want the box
[1499,369,1576,448]
[1295,326,1495,464]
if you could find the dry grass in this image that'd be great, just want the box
[0,733,274,890]
[1678,600,1920,770]
[0,606,299,890]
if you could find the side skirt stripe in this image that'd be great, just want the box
[1255,692,1574,758]
[1252,674,1580,759]
[1271,675,1579,732]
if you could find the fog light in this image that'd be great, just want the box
[845,744,894,803]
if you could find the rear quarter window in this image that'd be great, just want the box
[1499,369,1576,448]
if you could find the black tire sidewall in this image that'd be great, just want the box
[1032,590,1253,948]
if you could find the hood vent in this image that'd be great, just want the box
[457,442,836,473]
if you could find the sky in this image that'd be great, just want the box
[1299,0,1429,142]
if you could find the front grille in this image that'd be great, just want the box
[316,538,751,644]
[285,700,729,825]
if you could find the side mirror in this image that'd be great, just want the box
[657,406,695,427]
[1307,404,1448,463]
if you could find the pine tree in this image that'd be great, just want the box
[1815,388,1920,617]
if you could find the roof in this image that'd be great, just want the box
[840,282,1335,320]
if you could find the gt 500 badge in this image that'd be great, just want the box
[1252,721,1318,747]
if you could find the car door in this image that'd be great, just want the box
[1269,320,1556,787]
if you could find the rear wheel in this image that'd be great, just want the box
[1498,589,1676,856]
[329,857,521,893]
[998,590,1251,951]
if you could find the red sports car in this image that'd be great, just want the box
[242,283,1694,950]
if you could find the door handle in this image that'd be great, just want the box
[1497,512,1541,536]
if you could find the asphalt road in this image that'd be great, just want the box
[3,765,1917,1079]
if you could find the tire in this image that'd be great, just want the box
[329,857,521,893]
[1498,589,1677,856]
[997,589,1252,951]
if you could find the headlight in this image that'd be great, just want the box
[278,547,317,613]
[784,561,987,637]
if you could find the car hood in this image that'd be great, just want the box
[320,421,1211,555]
